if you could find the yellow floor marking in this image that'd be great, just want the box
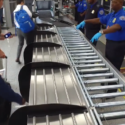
[118,89,125,100]
[121,67,125,70]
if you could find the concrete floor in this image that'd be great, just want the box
[1,27,125,125]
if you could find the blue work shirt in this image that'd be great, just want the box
[100,8,125,41]
[90,2,105,18]
[75,0,87,13]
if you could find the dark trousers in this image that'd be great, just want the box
[16,28,36,60]
[85,28,99,46]
[106,39,125,93]
[75,8,78,21]
[78,13,85,33]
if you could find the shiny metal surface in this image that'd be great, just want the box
[35,26,61,44]
[32,46,68,64]
[85,78,118,84]
[79,68,109,73]
[75,59,102,63]
[76,64,106,68]
[82,73,113,78]
[87,84,123,91]
[90,92,125,99]
[29,67,86,105]
[72,56,99,60]
[95,101,125,108]
[100,111,125,120]
[27,112,93,125]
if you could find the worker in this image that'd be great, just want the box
[73,0,79,21]
[71,0,87,33]
[0,49,25,104]
[77,0,125,93]
[76,0,105,46]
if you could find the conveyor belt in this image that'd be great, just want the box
[57,27,125,125]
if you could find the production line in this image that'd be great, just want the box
[7,0,125,125]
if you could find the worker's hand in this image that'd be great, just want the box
[0,37,5,40]
[0,49,6,58]
[76,21,85,30]
[22,98,26,105]
[90,33,102,43]
[80,13,84,17]
[123,6,125,11]
[0,34,5,40]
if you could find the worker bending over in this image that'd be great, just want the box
[77,0,125,93]
[77,0,105,46]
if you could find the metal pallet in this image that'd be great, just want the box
[57,27,125,125]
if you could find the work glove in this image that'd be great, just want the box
[76,21,85,30]
[90,32,102,43]
[123,6,125,11]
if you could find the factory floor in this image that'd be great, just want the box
[1,27,125,125]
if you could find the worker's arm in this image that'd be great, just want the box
[90,15,125,43]
[85,18,101,24]
[103,24,121,34]
[70,5,76,8]
[76,13,110,30]
[0,49,6,58]
[80,11,86,16]
[0,76,24,104]
[84,13,111,24]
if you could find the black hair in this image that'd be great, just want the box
[16,0,24,4]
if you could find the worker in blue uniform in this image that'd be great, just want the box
[76,0,87,25]
[77,0,125,93]
[71,0,87,28]
[76,0,105,46]
[73,0,79,21]
[0,46,25,105]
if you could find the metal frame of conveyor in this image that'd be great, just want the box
[56,26,125,125]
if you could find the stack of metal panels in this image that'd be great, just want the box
[8,25,96,125]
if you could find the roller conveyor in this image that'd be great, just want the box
[57,27,125,125]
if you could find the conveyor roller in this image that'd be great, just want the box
[57,27,125,125]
